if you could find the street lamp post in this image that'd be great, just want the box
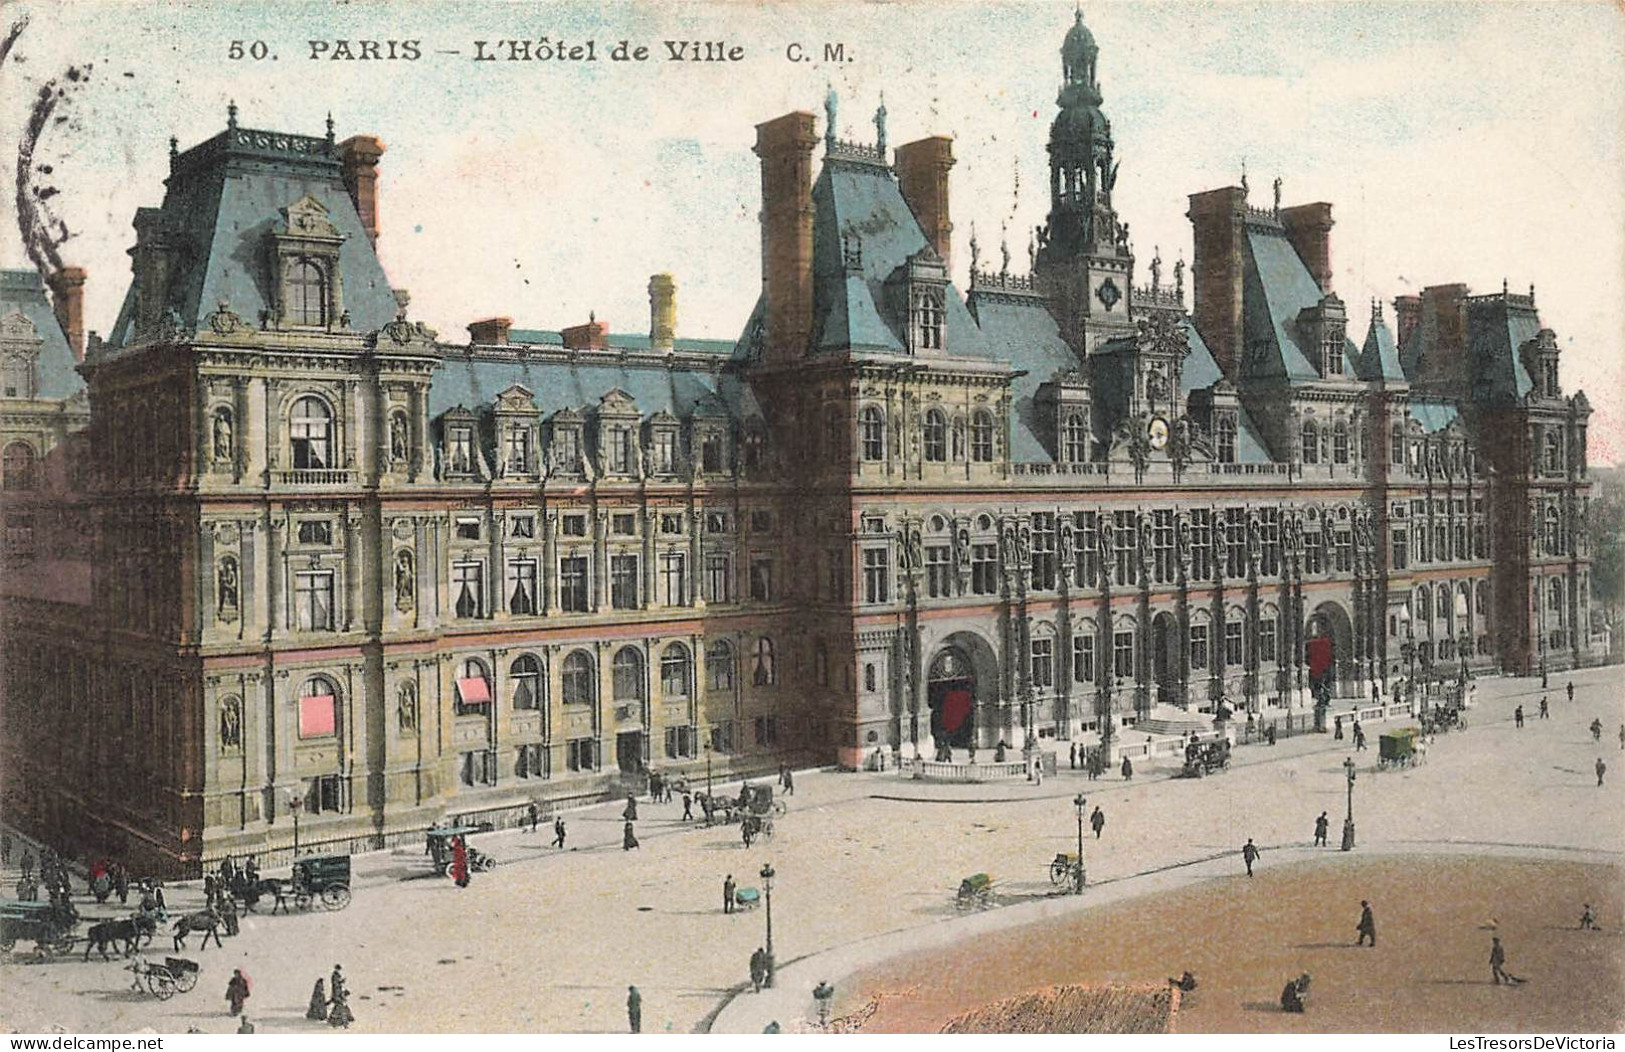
[759,862,776,988]
[1072,793,1087,894]
[1341,756,1357,851]
[288,790,304,857]
[704,739,713,799]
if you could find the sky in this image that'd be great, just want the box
[4,0,1623,462]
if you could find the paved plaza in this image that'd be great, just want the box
[2,669,1622,1034]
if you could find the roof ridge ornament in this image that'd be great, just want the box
[874,91,887,156]
[824,84,838,153]
[228,100,238,131]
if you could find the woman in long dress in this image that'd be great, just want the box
[327,975,355,1028]
[306,978,328,1021]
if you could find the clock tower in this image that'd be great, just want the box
[1035,7,1137,351]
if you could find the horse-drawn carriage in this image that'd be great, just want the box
[126,956,198,1000]
[1049,853,1085,888]
[1423,704,1466,735]
[1379,727,1424,769]
[0,898,79,955]
[425,826,497,878]
[702,784,786,832]
[231,853,352,913]
[1179,739,1232,778]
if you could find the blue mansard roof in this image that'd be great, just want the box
[0,270,83,399]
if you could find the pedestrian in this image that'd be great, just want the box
[225,968,251,1016]
[1539,697,1549,719]
[1091,806,1105,839]
[450,835,470,887]
[205,874,217,901]
[724,874,736,914]
[626,985,642,1033]
[306,978,329,1021]
[1596,757,1607,787]
[1567,680,1575,703]
[219,890,240,937]
[682,792,694,822]
[1590,718,1603,743]
[1514,705,1524,728]
[1266,724,1278,746]
[113,864,129,906]
[1489,936,1520,984]
[20,850,33,881]
[1242,838,1260,877]
[244,856,259,883]
[0,833,9,865]
[624,820,640,851]
[553,816,567,849]
[624,794,639,822]
[649,772,662,804]
[750,947,766,993]
[328,967,354,1028]
[1070,742,1078,770]
[527,802,540,834]
[1032,756,1043,786]
[1356,900,1376,947]
[1334,715,1344,740]
[1619,724,1624,751]
[1353,721,1367,751]
[741,818,754,850]
[1580,904,1597,931]
[1314,812,1329,847]
[1121,755,1133,780]
[783,768,794,796]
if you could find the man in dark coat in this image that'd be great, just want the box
[1314,812,1329,847]
[1490,936,1517,984]
[1090,806,1105,839]
[1121,755,1133,780]
[527,802,540,834]
[624,794,639,822]
[623,821,640,851]
[1539,697,1549,719]
[1356,901,1376,946]
[682,792,694,822]
[1514,705,1524,728]
[1597,757,1607,787]
[723,874,736,914]
[783,768,794,796]
[1568,680,1575,703]
[1242,838,1261,877]
[1070,743,1078,769]
[626,985,642,1033]
[750,948,766,993]
[552,816,567,849]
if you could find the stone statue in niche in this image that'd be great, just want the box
[1145,367,1167,405]
[213,408,233,463]
[394,550,415,612]
[390,413,409,464]
[217,557,239,621]
[396,681,417,732]
[220,697,242,749]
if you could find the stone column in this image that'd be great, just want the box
[642,507,657,610]
[593,510,608,612]
[344,512,362,632]
[689,502,705,609]
[542,510,558,615]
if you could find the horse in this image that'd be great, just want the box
[171,909,224,951]
[83,915,156,960]
[234,877,289,915]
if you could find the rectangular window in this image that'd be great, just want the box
[559,555,590,613]
[749,557,774,602]
[1113,630,1135,680]
[660,513,684,535]
[297,520,333,546]
[925,545,952,598]
[448,427,474,473]
[1030,637,1054,689]
[664,725,696,760]
[554,427,580,469]
[702,433,724,473]
[1259,618,1278,663]
[294,571,335,631]
[506,559,538,615]
[606,426,633,473]
[705,552,734,603]
[753,715,779,747]
[1333,529,1353,574]
[863,548,890,604]
[750,510,773,533]
[1152,509,1175,584]
[1225,620,1244,667]
[1072,634,1095,685]
[610,554,639,609]
[510,516,535,539]
[971,544,999,595]
[1189,509,1211,582]
[566,738,598,772]
[515,743,549,780]
[661,552,686,606]
[561,514,587,538]
[1074,511,1098,589]
[452,561,484,618]
[1113,510,1137,586]
[1189,624,1209,670]
[612,513,637,536]
[506,427,531,473]
[1224,509,1247,579]
[711,720,735,754]
[651,430,677,475]
[1258,508,1280,577]
[459,749,498,788]
[308,774,343,814]
[705,511,731,534]
[1030,513,1057,590]
[455,517,481,541]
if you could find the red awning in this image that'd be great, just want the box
[299,695,335,737]
[456,677,491,704]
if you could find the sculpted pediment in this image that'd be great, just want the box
[0,309,40,342]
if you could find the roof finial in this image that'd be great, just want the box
[1273,175,1282,215]
[1149,247,1162,291]
[824,84,838,152]
[589,309,596,324]
[969,222,981,279]
[1529,283,1535,301]
[169,135,178,160]
[326,112,335,145]
[1240,158,1249,198]
[1503,277,1509,295]
[1174,255,1185,298]
[1000,222,1010,276]
[1028,230,1037,274]
[1371,297,1382,320]
[874,91,887,156]
[227,100,238,130]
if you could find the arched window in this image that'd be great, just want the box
[2,441,38,491]
[660,643,691,698]
[1545,506,1562,555]
[1300,419,1319,465]
[510,655,542,710]
[923,410,947,463]
[561,650,595,706]
[1333,420,1350,464]
[289,396,333,469]
[1416,585,1430,619]
[1476,580,1489,615]
[706,640,734,691]
[1216,415,1237,464]
[863,662,876,692]
[859,406,885,462]
[455,657,491,716]
[1063,412,1089,463]
[288,260,328,326]
[612,647,645,702]
[1436,585,1450,619]
[914,289,945,350]
[2,356,31,399]
[970,411,994,463]
[1549,577,1564,613]
[752,636,776,686]
[1544,431,1562,475]
[298,675,339,739]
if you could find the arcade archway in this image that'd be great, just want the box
[926,632,999,750]
[1306,600,1355,699]
[1150,611,1180,705]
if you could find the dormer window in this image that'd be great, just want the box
[448,427,474,473]
[1063,411,1090,463]
[505,426,531,474]
[289,261,328,326]
[1216,414,1237,463]
[914,289,945,351]
[971,411,994,463]
[651,428,677,474]
[1301,418,1320,465]
[552,424,581,470]
[270,195,345,330]
[606,425,633,473]
[701,432,724,473]
[1323,336,1343,376]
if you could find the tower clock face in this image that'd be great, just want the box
[1147,416,1170,450]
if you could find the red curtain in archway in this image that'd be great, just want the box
[1306,636,1334,680]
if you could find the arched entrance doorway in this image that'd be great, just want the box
[1306,601,1355,700]
[928,647,976,749]
[1150,611,1180,706]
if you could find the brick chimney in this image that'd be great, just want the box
[1393,294,1422,348]
[1186,186,1248,378]
[338,135,386,246]
[895,136,955,268]
[45,266,87,362]
[561,315,608,351]
[648,274,676,352]
[754,111,818,365]
[1279,202,1335,293]
[467,317,512,345]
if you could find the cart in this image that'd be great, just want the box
[1179,739,1232,778]
[291,854,352,911]
[424,826,497,877]
[0,899,79,955]
[1379,727,1421,769]
[733,887,761,911]
[127,956,199,1000]
[1049,853,1084,887]
[956,873,995,910]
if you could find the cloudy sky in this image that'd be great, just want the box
[4,0,1622,461]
